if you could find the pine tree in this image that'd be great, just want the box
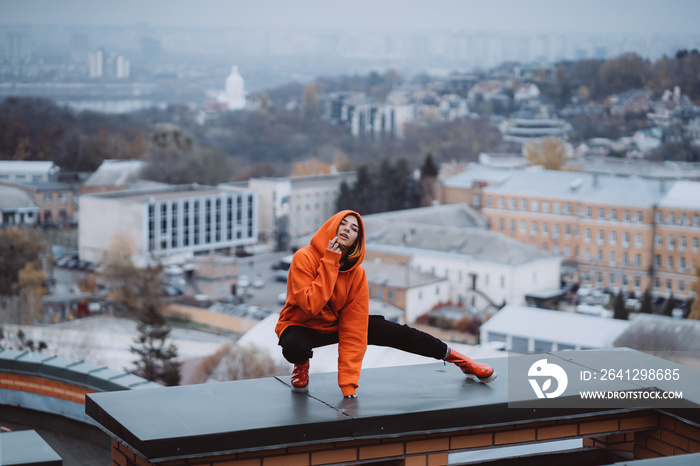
[613,289,629,320]
[130,302,181,386]
[420,153,438,179]
[662,293,675,317]
[639,288,654,314]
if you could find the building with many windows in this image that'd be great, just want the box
[439,164,700,299]
[0,161,59,183]
[79,184,257,266]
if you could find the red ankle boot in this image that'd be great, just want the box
[291,360,309,392]
[445,349,497,383]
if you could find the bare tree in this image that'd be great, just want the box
[524,138,568,170]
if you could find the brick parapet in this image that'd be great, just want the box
[112,410,700,466]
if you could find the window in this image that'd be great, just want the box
[667,212,675,225]
[694,238,699,252]
[542,243,548,251]
[597,230,604,245]
[509,198,516,210]
[609,251,616,265]
[636,212,643,222]
[598,208,605,219]
[680,237,687,251]
[584,229,591,243]
[58,192,67,202]
[542,201,550,213]
[542,223,549,236]
[531,200,538,212]
[553,224,560,239]
[655,255,661,268]
[667,256,674,270]
[681,214,688,225]
[635,277,641,290]
[624,210,630,222]
[520,199,527,210]
[636,254,642,267]
[666,280,672,292]
[680,257,686,271]
[498,197,505,208]
[584,249,590,261]
[564,245,571,257]
[565,203,572,214]
[498,218,505,230]
[667,236,675,252]
[520,221,527,233]
[623,252,629,265]
[611,209,617,221]
[530,221,538,235]
[655,234,662,248]
[679,282,686,293]
[598,250,604,262]
[694,215,699,227]
[623,232,630,248]
[635,234,643,248]
[43,193,52,202]
[554,202,561,214]
[388,291,396,302]
[564,225,571,238]
[509,220,515,234]
[609,231,617,245]
[486,196,492,207]
[585,207,592,218]
[472,193,480,207]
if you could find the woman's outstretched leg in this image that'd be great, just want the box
[367,315,497,383]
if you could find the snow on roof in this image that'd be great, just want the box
[0,160,57,173]
[238,314,505,375]
[83,159,146,187]
[363,260,446,289]
[364,222,555,265]
[441,164,515,189]
[658,180,700,210]
[481,305,630,349]
[0,186,36,210]
[363,203,485,229]
[614,314,700,352]
[483,169,667,207]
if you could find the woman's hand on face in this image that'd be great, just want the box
[327,236,342,255]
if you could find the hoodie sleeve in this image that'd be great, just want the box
[337,268,369,396]
[290,248,341,318]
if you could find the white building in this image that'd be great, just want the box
[0,161,59,183]
[221,65,246,111]
[363,260,451,323]
[362,205,562,311]
[79,184,257,266]
[480,305,630,352]
[350,103,414,139]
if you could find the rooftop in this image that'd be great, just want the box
[85,348,700,463]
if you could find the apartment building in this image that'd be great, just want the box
[439,165,700,299]
[79,184,257,266]
[0,161,59,183]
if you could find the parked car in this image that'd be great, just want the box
[252,275,265,288]
[238,275,250,288]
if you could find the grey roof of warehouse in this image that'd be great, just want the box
[363,259,447,289]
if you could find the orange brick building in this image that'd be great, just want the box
[439,166,700,299]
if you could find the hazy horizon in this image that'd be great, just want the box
[1,0,700,36]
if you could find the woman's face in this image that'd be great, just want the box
[336,215,360,251]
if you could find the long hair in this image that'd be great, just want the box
[343,214,364,264]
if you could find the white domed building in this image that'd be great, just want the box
[220,65,246,111]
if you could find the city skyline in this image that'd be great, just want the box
[1,0,700,35]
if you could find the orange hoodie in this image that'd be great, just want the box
[275,210,369,396]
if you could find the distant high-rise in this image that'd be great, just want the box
[115,55,130,79]
[6,32,26,63]
[88,48,104,78]
[223,66,246,111]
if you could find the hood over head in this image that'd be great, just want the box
[310,210,365,271]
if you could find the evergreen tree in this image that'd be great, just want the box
[662,293,675,317]
[420,153,439,179]
[639,288,654,314]
[130,302,181,386]
[613,289,629,320]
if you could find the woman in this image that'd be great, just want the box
[275,210,496,398]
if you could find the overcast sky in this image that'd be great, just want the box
[1,0,699,35]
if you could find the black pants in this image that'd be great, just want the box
[279,315,448,364]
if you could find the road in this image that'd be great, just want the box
[232,251,289,312]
